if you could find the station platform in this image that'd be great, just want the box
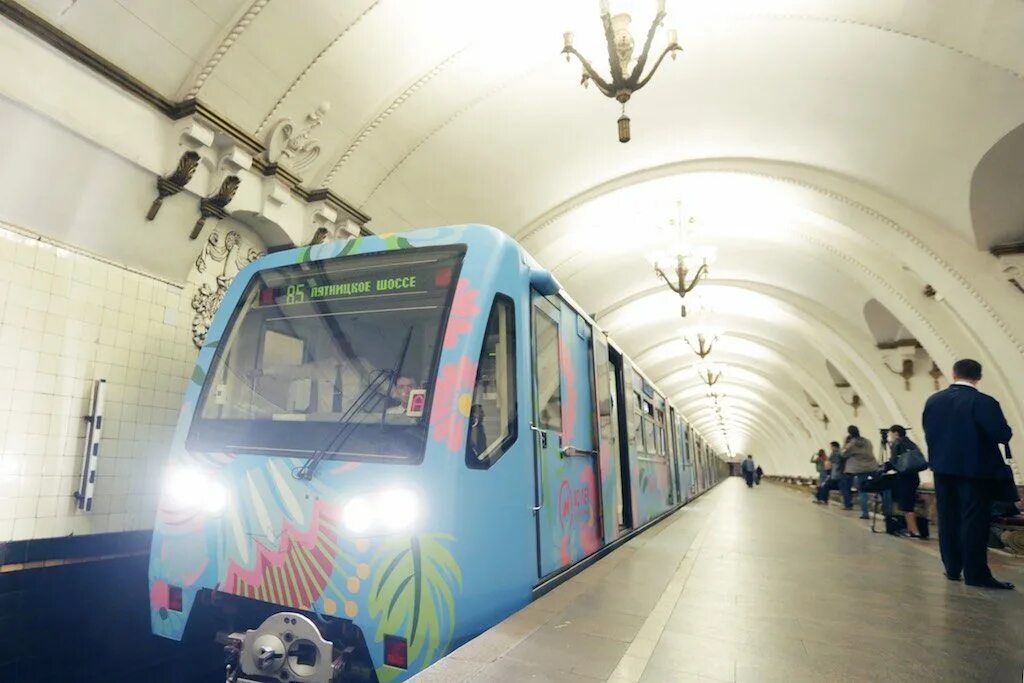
[413,478,1024,683]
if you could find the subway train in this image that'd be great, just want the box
[148,225,727,683]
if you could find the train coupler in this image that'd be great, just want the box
[219,612,350,683]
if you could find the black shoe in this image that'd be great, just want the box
[965,578,1015,590]
[842,506,854,510]
[859,514,870,519]
[944,573,961,581]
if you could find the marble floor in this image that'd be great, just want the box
[412,477,1024,683]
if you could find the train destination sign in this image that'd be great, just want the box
[259,266,447,307]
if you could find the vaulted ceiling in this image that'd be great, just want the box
[11,0,1024,471]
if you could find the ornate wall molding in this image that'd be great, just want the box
[191,176,241,240]
[146,151,200,220]
[255,0,383,135]
[319,48,468,188]
[183,0,273,99]
[0,1,370,233]
[264,102,330,174]
[190,229,265,347]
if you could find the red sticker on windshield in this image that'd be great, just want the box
[406,390,427,417]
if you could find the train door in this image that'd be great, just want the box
[680,420,690,500]
[608,347,633,531]
[593,332,623,542]
[669,406,682,504]
[530,294,601,578]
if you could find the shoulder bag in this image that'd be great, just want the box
[895,446,928,474]
[993,443,1020,504]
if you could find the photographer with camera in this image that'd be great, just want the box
[882,424,926,538]
[839,425,879,518]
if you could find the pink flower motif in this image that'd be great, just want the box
[443,279,481,349]
[579,467,601,554]
[430,355,478,453]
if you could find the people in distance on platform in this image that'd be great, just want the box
[741,455,756,487]
[813,443,841,504]
[882,425,923,538]
[839,425,878,519]
[812,449,829,487]
[923,359,1015,590]
[755,465,763,485]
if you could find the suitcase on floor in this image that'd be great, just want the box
[870,496,930,538]
[884,514,906,535]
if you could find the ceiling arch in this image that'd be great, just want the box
[643,341,854,433]
[594,282,909,423]
[663,367,825,446]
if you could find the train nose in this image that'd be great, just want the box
[224,612,374,682]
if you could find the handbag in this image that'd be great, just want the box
[860,471,897,492]
[895,446,928,474]
[993,443,1020,504]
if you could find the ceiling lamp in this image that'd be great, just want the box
[562,0,682,142]
[697,364,722,387]
[656,254,708,317]
[684,331,717,359]
[652,203,710,317]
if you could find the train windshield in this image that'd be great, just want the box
[187,245,465,463]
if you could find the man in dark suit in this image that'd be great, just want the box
[923,359,1014,589]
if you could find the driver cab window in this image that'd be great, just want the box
[467,296,517,468]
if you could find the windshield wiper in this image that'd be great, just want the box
[379,326,414,428]
[293,369,394,481]
[294,326,415,482]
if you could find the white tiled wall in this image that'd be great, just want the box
[0,222,198,542]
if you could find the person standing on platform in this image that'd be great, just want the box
[839,426,878,519]
[755,465,763,485]
[816,441,844,504]
[741,455,756,488]
[923,359,1015,590]
[811,449,829,488]
[884,425,923,538]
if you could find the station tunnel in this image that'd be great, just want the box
[0,1,1023,681]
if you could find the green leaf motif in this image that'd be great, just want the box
[368,534,462,674]
[340,238,360,256]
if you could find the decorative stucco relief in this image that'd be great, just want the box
[190,229,264,347]
[265,102,330,173]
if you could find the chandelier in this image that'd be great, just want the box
[562,0,682,142]
[685,333,715,358]
[652,203,710,317]
[697,364,722,387]
[655,254,709,315]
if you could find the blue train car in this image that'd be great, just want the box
[148,226,723,682]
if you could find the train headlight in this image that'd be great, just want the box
[342,496,373,534]
[165,467,228,515]
[342,488,419,535]
[379,488,418,531]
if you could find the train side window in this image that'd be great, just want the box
[533,304,562,432]
[467,296,518,468]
